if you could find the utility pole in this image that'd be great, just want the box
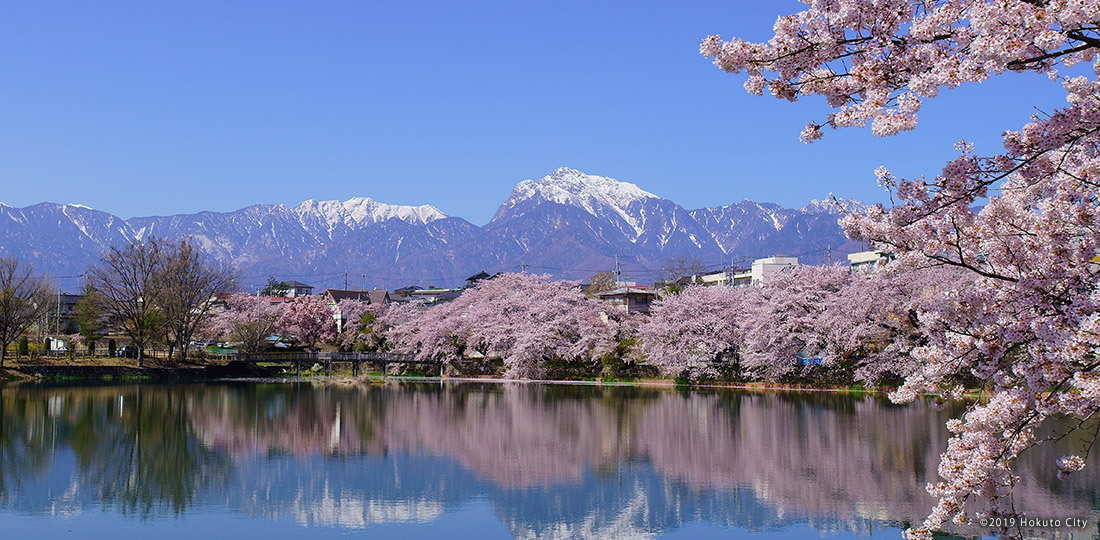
[520,262,527,273]
[614,254,622,286]
[360,273,368,290]
[343,271,348,290]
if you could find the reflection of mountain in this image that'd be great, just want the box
[2,383,1098,539]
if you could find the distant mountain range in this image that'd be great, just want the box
[0,168,866,289]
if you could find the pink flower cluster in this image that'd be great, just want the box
[638,264,969,382]
[705,2,1100,537]
[702,0,1100,142]
[202,293,337,352]
[385,273,614,379]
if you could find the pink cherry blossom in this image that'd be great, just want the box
[386,273,614,379]
[705,3,1100,538]
[278,295,337,351]
[202,293,287,353]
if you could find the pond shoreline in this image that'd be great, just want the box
[1,362,895,394]
[1,361,282,382]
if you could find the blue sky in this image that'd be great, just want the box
[0,1,1074,226]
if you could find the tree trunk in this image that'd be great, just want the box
[137,348,144,368]
[0,343,6,369]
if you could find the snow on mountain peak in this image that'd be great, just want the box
[540,167,657,204]
[342,197,446,224]
[799,197,868,214]
[295,197,446,228]
[498,168,659,237]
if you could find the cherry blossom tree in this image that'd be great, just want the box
[385,298,470,366]
[467,273,615,378]
[278,295,336,351]
[203,293,286,353]
[738,265,852,380]
[819,264,975,384]
[386,273,614,378]
[334,299,389,351]
[704,3,1100,537]
[637,285,746,379]
[597,308,650,379]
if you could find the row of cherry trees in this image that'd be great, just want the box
[201,265,976,392]
[385,273,615,379]
[637,263,972,383]
[373,269,977,385]
[200,294,388,353]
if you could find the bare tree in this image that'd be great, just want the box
[583,270,618,297]
[658,256,708,286]
[153,239,236,364]
[87,238,164,367]
[0,257,53,368]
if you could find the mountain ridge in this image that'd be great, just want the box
[0,168,867,289]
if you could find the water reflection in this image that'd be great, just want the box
[1,382,1097,538]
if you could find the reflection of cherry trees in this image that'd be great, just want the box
[188,383,384,456]
[4,383,1098,537]
[183,382,1099,536]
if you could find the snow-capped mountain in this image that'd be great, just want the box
[0,168,864,288]
[297,197,446,232]
[0,202,134,278]
[494,168,661,241]
[799,197,869,215]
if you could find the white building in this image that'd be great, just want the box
[846,250,894,273]
[709,256,799,287]
[695,270,732,287]
[750,256,799,285]
[283,281,315,297]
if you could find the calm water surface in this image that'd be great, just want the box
[0,381,1097,539]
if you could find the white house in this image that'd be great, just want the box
[678,256,798,288]
[283,281,315,297]
[846,250,894,273]
[749,256,799,285]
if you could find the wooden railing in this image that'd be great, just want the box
[231,351,439,378]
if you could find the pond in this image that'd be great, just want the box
[0,381,1097,539]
